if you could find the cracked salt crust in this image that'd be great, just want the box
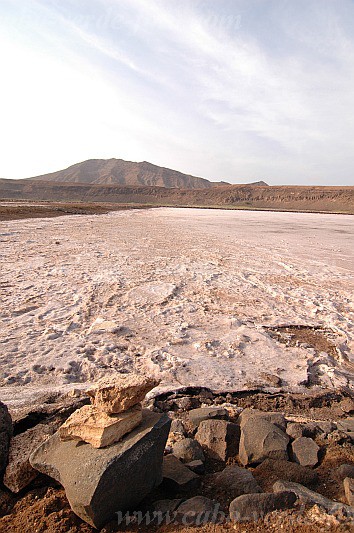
[0,207,353,409]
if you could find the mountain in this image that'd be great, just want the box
[29,158,225,189]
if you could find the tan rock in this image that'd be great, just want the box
[87,374,160,414]
[59,404,142,448]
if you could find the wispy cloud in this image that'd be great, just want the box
[0,0,354,184]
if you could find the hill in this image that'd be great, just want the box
[28,158,226,189]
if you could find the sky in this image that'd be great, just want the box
[1,0,354,185]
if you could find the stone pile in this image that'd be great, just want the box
[59,374,159,448]
[29,374,171,529]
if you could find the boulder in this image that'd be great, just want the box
[87,374,159,414]
[175,496,221,525]
[273,481,354,517]
[30,410,170,529]
[291,437,319,467]
[188,408,229,430]
[185,460,205,475]
[238,409,286,432]
[254,458,318,489]
[195,420,240,461]
[4,424,54,493]
[59,403,142,448]
[344,477,354,506]
[172,438,205,463]
[213,465,262,498]
[229,491,296,522]
[0,401,12,473]
[239,418,289,466]
[162,454,200,492]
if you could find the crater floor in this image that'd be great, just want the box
[1,207,353,409]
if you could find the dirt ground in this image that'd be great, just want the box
[0,202,151,221]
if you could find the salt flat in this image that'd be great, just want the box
[0,207,353,409]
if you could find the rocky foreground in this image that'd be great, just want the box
[0,374,353,532]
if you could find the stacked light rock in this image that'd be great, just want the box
[59,374,159,448]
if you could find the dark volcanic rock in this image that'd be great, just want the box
[170,419,186,435]
[4,424,54,493]
[273,480,354,517]
[188,407,229,430]
[152,498,182,514]
[195,419,240,461]
[334,464,354,482]
[162,454,201,493]
[239,418,289,466]
[229,491,296,522]
[175,496,220,525]
[254,458,318,489]
[185,460,205,475]
[0,401,12,474]
[30,410,170,529]
[238,409,287,432]
[291,437,319,467]
[213,465,262,498]
[172,438,205,463]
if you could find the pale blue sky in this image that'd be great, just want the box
[1,0,354,185]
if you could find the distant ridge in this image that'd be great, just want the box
[1,178,353,214]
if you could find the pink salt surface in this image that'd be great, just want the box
[0,207,353,411]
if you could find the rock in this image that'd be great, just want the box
[286,422,305,440]
[174,396,201,411]
[4,424,54,493]
[327,429,353,444]
[337,417,354,442]
[238,409,286,432]
[30,410,170,529]
[337,418,354,433]
[172,438,205,463]
[152,498,182,514]
[273,481,354,517]
[340,398,354,414]
[87,374,159,414]
[254,459,318,488]
[229,491,297,522]
[170,419,186,435]
[188,407,229,430]
[344,477,354,506]
[162,454,200,492]
[312,420,336,436]
[239,418,289,466]
[286,421,334,441]
[0,401,12,473]
[185,460,205,475]
[59,404,142,448]
[175,496,220,525]
[291,437,319,467]
[334,464,354,482]
[195,420,240,461]
[213,465,262,497]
